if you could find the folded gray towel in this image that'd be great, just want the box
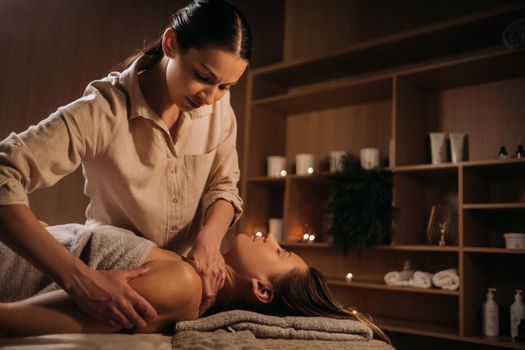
[175,310,373,341]
[0,224,156,302]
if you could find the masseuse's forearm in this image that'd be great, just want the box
[0,205,87,289]
[200,199,235,243]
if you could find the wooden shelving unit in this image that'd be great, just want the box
[241,3,525,349]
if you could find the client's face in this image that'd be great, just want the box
[224,233,308,280]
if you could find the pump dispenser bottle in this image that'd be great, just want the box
[511,289,524,338]
[483,288,499,336]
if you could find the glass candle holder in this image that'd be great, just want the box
[426,205,457,246]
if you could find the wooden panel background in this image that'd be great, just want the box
[285,100,392,171]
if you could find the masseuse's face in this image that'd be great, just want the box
[163,29,248,111]
[224,233,309,281]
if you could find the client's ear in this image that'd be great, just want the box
[251,278,274,303]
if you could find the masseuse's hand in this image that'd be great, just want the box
[67,267,158,329]
[187,230,226,315]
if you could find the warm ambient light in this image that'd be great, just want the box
[307,167,314,174]
[303,233,316,243]
[255,231,263,237]
[280,170,287,177]
[345,273,353,282]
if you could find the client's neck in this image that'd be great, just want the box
[208,265,249,313]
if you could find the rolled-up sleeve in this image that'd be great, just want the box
[201,101,244,228]
[0,82,120,207]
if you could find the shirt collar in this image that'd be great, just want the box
[117,55,212,121]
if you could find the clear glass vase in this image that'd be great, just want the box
[426,205,457,246]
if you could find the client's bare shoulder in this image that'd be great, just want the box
[130,248,202,332]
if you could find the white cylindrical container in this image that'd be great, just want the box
[449,132,466,163]
[430,132,448,164]
[504,233,525,249]
[296,153,315,175]
[329,151,346,173]
[268,218,283,242]
[360,148,380,170]
[267,156,287,177]
[511,289,525,338]
[483,288,499,337]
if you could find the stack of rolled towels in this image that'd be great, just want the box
[384,268,459,290]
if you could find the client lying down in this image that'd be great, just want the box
[0,224,388,342]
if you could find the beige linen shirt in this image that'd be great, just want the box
[0,55,243,254]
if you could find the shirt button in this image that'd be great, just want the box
[171,225,178,231]
[172,198,178,203]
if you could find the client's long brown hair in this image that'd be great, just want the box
[267,267,390,343]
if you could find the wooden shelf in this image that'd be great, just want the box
[393,157,525,172]
[463,203,525,210]
[282,242,459,252]
[241,3,525,348]
[251,76,392,114]
[379,316,459,339]
[397,48,525,92]
[250,2,525,94]
[376,245,459,252]
[463,335,525,350]
[327,278,460,296]
[464,247,525,254]
[281,241,331,249]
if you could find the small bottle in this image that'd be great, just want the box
[483,288,499,336]
[499,146,509,158]
[511,289,525,338]
[516,144,525,158]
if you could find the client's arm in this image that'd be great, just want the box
[0,259,201,337]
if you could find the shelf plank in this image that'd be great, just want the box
[282,242,459,252]
[375,245,459,252]
[462,157,525,168]
[463,203,525,210]
[251,76,392,114]
[378,316,459,339]
[327,278,460,296]
[394,157,525,172]
[464,247,525,254]
[281,242,331,249]
[463,335,525,350]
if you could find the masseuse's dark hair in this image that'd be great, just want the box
[266,268,391,344]
[115,0,252,71]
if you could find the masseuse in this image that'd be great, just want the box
[0,0,249,330]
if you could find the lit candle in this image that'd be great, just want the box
[345,273,353,282]
[303,233,310,242]
[280,170,287,177]
[308,234,316,243]
[307,167,314,175]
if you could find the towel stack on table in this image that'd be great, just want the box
[175,310,373,341]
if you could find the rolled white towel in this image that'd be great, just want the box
[384,270,414,286]
[432,268,459,290]
[408,271,433,289]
